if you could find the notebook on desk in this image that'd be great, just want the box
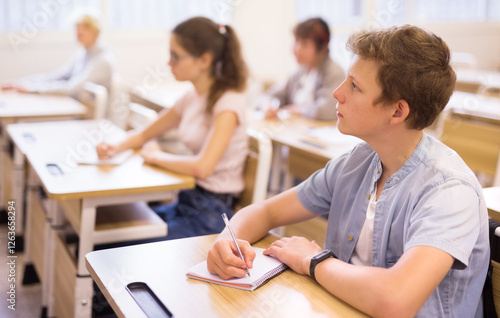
[186,247,288,291]
[77,149,134,166]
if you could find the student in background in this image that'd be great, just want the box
[208,25,488,317]
[97,17,249,239]
[2,10,114,98]
[259,17,345,121]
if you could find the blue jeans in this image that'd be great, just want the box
[153,186,234,240]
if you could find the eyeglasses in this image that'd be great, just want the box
[169,51,193,65]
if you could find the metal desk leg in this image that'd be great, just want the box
[73,199,97,318]
[269,143,283,195]
[0,120,9,211]
[45,199,63,318]
[12,144,25,249]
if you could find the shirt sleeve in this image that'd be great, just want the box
[212,91,247,126]
[295,152,350,216]
[404,179,483,269]
[29,54,113,96]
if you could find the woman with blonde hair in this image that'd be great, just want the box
[2,9,114,98]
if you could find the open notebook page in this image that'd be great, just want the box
[186,247,288,291]
[77,149,134,166]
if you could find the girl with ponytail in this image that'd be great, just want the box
[97,17,249,239]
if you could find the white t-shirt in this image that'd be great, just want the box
[350,184,377,266]
[173,89,248,194]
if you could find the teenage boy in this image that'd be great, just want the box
[207,25,488,317]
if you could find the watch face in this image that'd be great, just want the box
[313,250,332,261]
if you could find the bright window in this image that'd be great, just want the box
[0,0,228,33]
[0,0,101,32]
[106,0,224,30]
[296,0,500,28]
[296,0,364,27]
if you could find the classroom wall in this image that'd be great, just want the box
[1,2,500,87]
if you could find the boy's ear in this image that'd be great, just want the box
[391,99,410,125]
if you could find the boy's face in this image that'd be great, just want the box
[333,56,397,140]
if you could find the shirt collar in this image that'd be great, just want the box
[372,134,429,189]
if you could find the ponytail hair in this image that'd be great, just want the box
[173,17,248,113]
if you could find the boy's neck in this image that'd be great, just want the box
[372,129,423,180]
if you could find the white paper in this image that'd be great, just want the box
[77,149,134,166]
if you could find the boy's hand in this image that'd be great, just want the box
[264,236,322,276]
[207,239,256,280]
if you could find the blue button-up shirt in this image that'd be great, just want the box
[296,134,489,317]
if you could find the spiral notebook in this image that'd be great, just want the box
[186,247,288,291]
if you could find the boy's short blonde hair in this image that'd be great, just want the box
[347,25,456,130]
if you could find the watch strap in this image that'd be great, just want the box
[309,249,337,281]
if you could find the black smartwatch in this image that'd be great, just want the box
[309,249,337,281]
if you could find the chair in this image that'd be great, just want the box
[108,74,131,129]
[440,114,500,186]
[487,220,500,317]
[494,149,500,187]
[235,129,273,210]
[79,82,108,120]
[127,102,158,130]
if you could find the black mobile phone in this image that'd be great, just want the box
[126,282,173,318]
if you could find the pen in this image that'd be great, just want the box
[221,213,251,277]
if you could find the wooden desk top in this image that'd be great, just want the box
[447,91,500,123]
[7,120,194,200]
[0,91,87,119]
[484,187,500,214]
[86,234,366,318]
[249,111,362,161]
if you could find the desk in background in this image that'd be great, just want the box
[446,91,500,124]
[86,234,367,318]
[249,111,362,192]
[455,69,500,94]
[8,119,195,318]
[0,91,86,242]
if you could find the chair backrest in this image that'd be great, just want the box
[236,129,272,210]
[494,149,500,187]
[440,114,500,182]
[478,85,500,98]
[487,222,500,317]
[79,82,108,120]
[108,74,131,129]
[127,102,159,130]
